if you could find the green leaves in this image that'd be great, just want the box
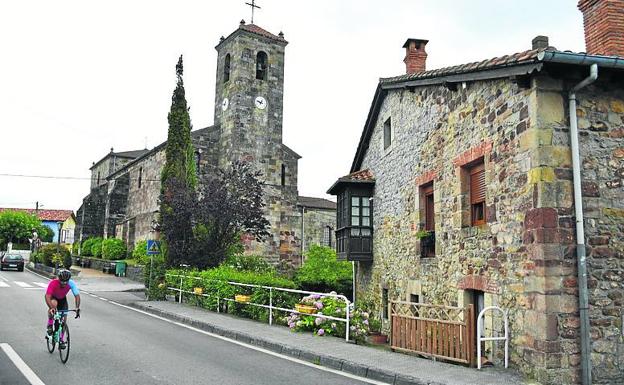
[0,210,49,247]
[295,245,353,298]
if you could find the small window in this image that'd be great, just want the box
[195,151,201,173]
[419,182,435,257]
[97,172,100,185]
[224,54,231,83]
[138,167,143,189]
[256,51,268,80]
[383,117,392,150]
[382,288,389,320]
[281,164,286,186]
[322,226,332,247]
[469,161,486,226]
[410,294,420,304]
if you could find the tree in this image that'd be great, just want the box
[192,161,271,268]
[0,210,51,248]
[160,55,197,268]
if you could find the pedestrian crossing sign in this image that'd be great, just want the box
[147,240,161,255]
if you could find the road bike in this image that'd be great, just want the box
[46,309,79,364]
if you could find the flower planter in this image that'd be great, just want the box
[367,333,388,345]
[235,294,251,303]
[295,303,317,314]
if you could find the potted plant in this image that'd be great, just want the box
[295,294,321,314]
[367,318,388,344]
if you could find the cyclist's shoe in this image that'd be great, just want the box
[46,325,53,336]
[59,341,66,350]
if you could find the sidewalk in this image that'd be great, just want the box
[130,300,526,385]
[27,264,145,292]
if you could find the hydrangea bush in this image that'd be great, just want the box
[285,292,370,342]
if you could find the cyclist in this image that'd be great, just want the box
[45,269,81,348]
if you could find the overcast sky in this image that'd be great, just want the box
[0,0,585,212]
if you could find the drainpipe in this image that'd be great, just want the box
[301,206,305,266]
[569,63,597,385]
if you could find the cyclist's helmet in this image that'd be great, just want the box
[58,269,71,282]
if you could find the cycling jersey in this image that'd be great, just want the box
[46,279,80,299]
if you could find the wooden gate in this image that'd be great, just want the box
[391,301,475,366]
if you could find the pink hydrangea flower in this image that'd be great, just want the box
[317,329,325,336]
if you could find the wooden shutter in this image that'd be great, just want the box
[422,183,434,231]
[470,163,485,204]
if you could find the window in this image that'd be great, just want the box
[350,196,371,235]
[469,161,486,226]
[224,54,231,83]
[419,182,435,257]
[383,117,392,150]
[97,172,100,185]
[382,288,389,320]
[281,164,286,186]
[256,51,268,80]
[194,151,201,173]
[322,226,332,247]
[410,294,420,304]
[138,167,143,189]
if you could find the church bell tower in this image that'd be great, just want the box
[213,20,288,187]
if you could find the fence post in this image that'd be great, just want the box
[217,296,220,313]
[269,287,273,326]
[345,299,350,342]
[179,275,183,304]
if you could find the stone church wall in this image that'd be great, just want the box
[302,208,335,252]
[354,74,623,384]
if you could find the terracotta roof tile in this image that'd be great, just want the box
[0,208,74,221]
[240,24,287,44]
[346,169,375,181]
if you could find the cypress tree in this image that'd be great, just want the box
[160,55,196,267]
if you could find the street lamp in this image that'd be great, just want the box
[56,221,63,272]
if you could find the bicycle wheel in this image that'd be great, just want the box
[59,323,70,364]
[46,332,56,353]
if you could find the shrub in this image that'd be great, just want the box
[295,245,352,299]
[222,254,274,274]
[102,238,127,260]
[165,266,298,322]
[36,244,70,267]
[81,237,99,256]
[91,238,103,258]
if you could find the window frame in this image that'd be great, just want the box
[383,117,392,150]
[224,54,231,83]
[256,51,268,80]
[469,161,486,226]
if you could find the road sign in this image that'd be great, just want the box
[147,240,161,255]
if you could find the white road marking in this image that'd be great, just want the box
[0,343,46,385]
[0,274,8,282]
[33,282,48,288]
[0,281,9,288]
[14,281,32,288]
[106,300,390,385]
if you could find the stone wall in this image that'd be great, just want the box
[302,207,335,253]
[354,73,623,384]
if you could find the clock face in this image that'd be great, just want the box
[254,96,267,110]
[221,97,229,111]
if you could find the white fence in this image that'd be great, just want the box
[165,273,352,341]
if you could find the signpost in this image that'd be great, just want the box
[146,240,161,301]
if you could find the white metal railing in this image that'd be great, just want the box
[477,306,508,369]
[165,273,352,341]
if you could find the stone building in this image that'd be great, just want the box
[75,21,335,267]
[328,1,623,384]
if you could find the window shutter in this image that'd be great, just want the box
[425,193,434,231]
[470,163,485,204]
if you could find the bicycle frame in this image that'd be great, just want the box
[47,309,78,363]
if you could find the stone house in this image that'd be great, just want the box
[328,1,623,384]
[75,21,335,267]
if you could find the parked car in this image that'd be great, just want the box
[0,254,25,271]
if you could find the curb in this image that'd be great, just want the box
[130,302,430,385]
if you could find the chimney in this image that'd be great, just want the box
[532,35,549,50]
[578,0,624,57]
[403,39,428,74]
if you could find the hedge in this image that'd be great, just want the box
[102,238,127,260]
[294,245,352,299]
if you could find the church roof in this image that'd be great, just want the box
[90,148,150,170]
[297,196,336,210]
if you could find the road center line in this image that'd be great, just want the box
[0,343,46,385]
[106,301,389,385]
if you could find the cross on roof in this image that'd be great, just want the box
[245,0,261,24]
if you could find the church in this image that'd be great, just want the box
[74,20,336,268]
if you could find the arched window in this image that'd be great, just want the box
[256,51,268,80]
[224,54,231,83]
[138,167,143,189]
[281,164,286,186]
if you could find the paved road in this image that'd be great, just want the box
[0,270,379,385]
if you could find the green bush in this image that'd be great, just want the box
[165,266,299,322]
[36,244,70,267]
[295,245,352,299]
[81,237,99,256]
[222,254,275,274]
[91,238,103,258]
[102,238,127,260]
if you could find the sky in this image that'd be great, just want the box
[0,0,585,212]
